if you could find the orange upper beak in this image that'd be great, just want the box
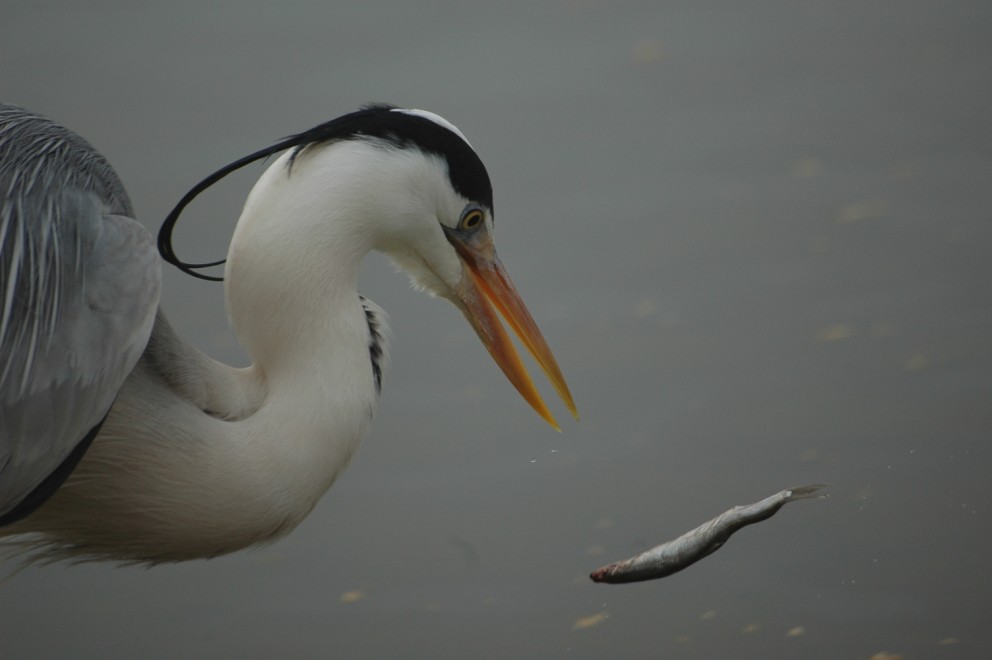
[446,230,578,430]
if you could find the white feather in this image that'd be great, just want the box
[2,135,470,564]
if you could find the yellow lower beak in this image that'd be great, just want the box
[451,247,578,430]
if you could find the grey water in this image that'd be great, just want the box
[1,1,990,658]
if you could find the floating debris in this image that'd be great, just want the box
[633,298,658,318]
[816,323,854,343]
[340,590,366,604]
[786,626,806,637]
[590,485,828,584]
[790,156,825,178]
[630,39,666,65]
[835,199,890,224]
[572,612,610,630]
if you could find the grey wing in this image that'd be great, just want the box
[0,104,160,521]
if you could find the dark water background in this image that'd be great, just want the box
[2,1,990,658]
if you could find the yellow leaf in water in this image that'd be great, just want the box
[836,199,890,224]
[630,39,666,65]
[816,323,854,343]
[633,298,658,318]
[340,590,366,604]
[786,626,805,637]
[573,612,610,630]
[790,156,824,178]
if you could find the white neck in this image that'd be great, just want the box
[9,144,398,563]
[227,149,372,367]
[221,145,392,507]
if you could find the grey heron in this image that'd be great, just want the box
[0,103,576,564]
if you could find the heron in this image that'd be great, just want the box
[0,103,576,564]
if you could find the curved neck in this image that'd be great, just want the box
[224,149,374,372]
[11,142,421,563]
[219,146,389,503]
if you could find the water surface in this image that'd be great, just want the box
[2,2,990,657]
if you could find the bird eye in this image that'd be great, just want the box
[459,208,484,231]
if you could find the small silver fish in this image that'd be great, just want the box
[590,484,828,584]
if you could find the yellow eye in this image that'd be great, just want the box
[459,209,484,231]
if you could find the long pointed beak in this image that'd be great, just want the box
[448,235,578,430]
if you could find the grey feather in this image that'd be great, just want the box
[0,104,160,518]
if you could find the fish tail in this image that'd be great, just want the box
[785,484,829,500]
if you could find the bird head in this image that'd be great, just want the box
[162,105,577,428]
[350,108,576,429]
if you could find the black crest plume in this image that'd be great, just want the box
[158,104,492,282]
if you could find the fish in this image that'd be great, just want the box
[590,484,828,584]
